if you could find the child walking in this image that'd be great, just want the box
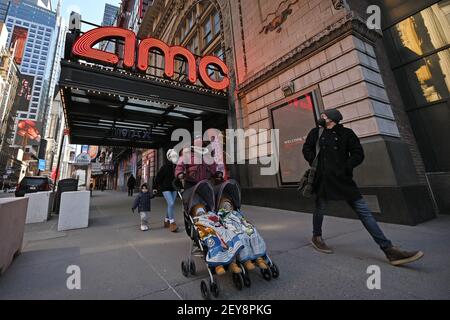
[132,184,155,231]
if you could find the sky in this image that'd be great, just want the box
[51,0,122,26]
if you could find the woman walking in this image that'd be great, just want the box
[153,149,179,232]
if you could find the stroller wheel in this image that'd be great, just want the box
[243,273,251,288]
[189,260,196,276]
[181,260,189,277]
[210,280,220,298]
[270,263,280,279]
[232,273,244,291]
[200,280,211,300]
[261,268,272,281]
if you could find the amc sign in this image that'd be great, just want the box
[72,27,230,91]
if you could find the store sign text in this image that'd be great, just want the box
[72,27,230,91]
[111,128,152,141]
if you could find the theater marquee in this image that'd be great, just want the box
[71,27,230,91]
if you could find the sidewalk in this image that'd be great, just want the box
[0,190,449,300]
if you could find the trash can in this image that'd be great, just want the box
[54,179,78,214]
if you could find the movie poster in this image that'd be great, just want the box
[271,93,317,185]
[10,26,29,65]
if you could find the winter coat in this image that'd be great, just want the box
[127,176,136,188]
[302,124,364,201]
[132,192,152,212]
[153,162,176,192]
[174,148,220,185]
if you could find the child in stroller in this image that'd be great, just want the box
[215,180,279,281]
[180,179,279,299]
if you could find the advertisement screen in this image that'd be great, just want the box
[13,74,34,112]
[11,26,29,65]
[271,93,317,185]
[15,119,42,146]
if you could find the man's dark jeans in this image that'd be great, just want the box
[313,197,393,249]
[128,188,134,197]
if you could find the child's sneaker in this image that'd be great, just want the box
[256,257,269,269]
[169,222,178,233]
[244,260,256,271]
[140,225,149,232]
[215,265,226,276]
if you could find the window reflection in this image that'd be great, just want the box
[391,2,449,63]
[405,50,450,104]
[388,1,450,105]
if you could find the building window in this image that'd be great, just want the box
[386,1,450,107]
[202,18,212,47]
[383,0,450,173]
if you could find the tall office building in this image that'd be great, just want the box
[3,0,61,168]
[0,0,52,23]
[0,0,9,23]
[100,3,119,53]
[102,3,119,27]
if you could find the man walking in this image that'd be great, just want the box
[302,108,424,266]
[127,174,136,197]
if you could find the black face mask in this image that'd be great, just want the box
[318,119,327,127]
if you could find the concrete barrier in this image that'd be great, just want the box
[0,198,28,275]
[25,192,53,224]
[58,191,90,231]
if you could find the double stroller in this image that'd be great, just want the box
[178,179,280,300]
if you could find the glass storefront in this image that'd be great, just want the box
[383,0,450,172]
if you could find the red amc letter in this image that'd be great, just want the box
[72,27,136,68]
[138,39,197,84]
[199,56,230,91]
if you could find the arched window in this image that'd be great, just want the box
[173,2,224,84]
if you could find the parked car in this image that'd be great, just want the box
[15,177,53,197]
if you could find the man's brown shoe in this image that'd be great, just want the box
[383,247,424,266]
[164,221,170,228]
[311,236,334,254]
[169,223,178,233]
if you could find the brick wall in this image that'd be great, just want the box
[241,34,401,159]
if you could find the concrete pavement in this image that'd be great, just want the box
[0,190,449,300]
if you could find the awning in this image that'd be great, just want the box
[59,60,229,148]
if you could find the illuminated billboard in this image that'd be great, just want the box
[13,75,34,112]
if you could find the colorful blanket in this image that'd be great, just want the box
[194,213,244,267]
[218,209,267,262]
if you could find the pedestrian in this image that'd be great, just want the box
[302,108,424,266]
[101,178,106,192]
[132,183,154,231]
[153,149,179,233]
[89,181,94,197]
[175,134,223,190]
[127,174,136,197]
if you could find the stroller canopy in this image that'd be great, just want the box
[215,179,242,211]
[186,180,216,214]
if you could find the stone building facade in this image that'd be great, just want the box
[136,0,447,224]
